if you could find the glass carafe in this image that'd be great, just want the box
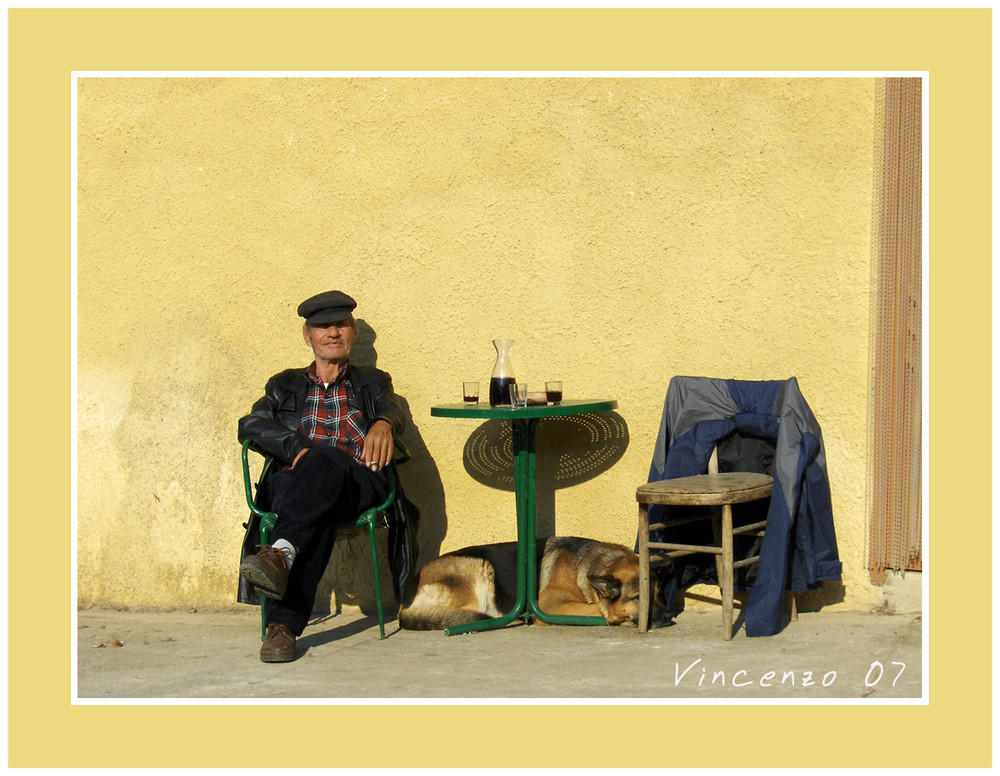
[489,338,516,406]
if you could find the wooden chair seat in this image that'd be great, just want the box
[636,458,779,640]
[636,473,774,505]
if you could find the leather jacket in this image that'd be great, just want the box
[238,363,406,467]
[236,362,419,606]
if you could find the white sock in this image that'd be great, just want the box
[271,539,296,568]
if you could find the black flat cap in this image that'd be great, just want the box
[297,290,357,325]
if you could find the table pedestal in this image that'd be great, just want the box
[444,417,607,635]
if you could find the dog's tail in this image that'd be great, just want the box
[398,606,492,631]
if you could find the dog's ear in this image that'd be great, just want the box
[588,574,622,600]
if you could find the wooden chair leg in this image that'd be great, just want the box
[720,504,734,641]
[789,591,798,622]
[710,505,724,596]
[637,503,650,634]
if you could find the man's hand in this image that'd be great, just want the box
[362,420,394,473]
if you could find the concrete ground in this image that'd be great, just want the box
[76,604,923,700]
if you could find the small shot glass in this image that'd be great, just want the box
[463,381,480,404]
[545,381,563,405]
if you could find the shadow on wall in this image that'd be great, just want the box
[313,319,447,621]
[461,412,630,538]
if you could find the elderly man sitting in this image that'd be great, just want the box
[238,290,405,662]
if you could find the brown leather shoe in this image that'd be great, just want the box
[240,545,291,600]
[260,623,297,663]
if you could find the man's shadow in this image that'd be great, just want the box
[307,319,446,637]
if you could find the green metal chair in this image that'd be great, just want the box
[241,440,397,639]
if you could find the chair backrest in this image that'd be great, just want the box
[707,446,719,475]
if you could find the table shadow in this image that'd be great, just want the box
[461,411,629,537]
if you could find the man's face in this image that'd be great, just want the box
[303,319,357,364]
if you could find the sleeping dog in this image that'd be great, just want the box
[399,536,672,630]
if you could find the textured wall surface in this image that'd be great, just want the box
[77,77,878,613]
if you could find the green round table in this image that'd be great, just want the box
[430,399,619,635]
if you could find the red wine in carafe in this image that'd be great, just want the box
[490,376,516,407]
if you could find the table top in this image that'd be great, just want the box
[431,398,618,419]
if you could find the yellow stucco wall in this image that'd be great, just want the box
[77,76,879,613]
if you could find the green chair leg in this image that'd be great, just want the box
[257,515,388,641]
[365,520,386,639]
[259,513,276,641]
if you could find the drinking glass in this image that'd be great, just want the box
[463,382,480,404]
[509,383,529,408]
[545,381,563,405]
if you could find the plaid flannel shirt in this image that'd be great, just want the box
[298,363,368,463]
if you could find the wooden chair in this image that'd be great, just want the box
[241,440,398,639]
[636,449,777,640]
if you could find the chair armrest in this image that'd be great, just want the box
[241,440,276,520]
[393,438,411,465]
[374,465,397,513]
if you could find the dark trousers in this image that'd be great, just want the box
[264,445,387,635]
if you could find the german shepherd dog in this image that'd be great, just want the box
[398,536,672,630]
